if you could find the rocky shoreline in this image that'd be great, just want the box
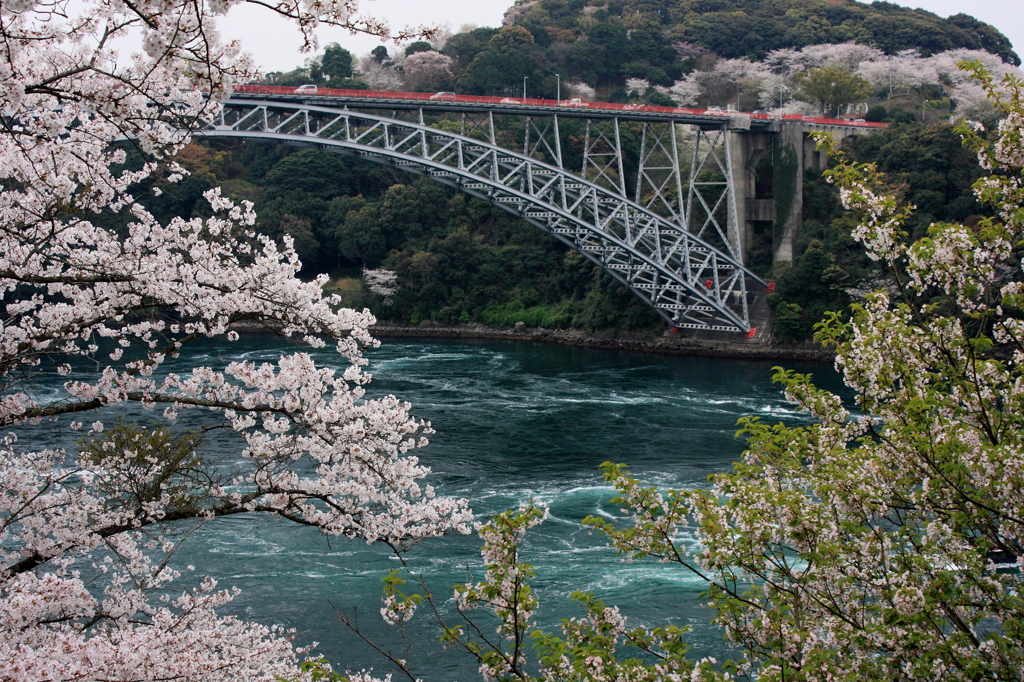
[370,322,836,363]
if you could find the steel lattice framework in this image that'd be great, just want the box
[201,99,767,331]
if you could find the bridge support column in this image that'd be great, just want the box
[723,130,743,263]
[773,122,805,263]
[728,129,775,264]
[772,122,875,263]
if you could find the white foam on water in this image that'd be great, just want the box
[587,564,709,589]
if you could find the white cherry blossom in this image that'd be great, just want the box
[0,1,466,680]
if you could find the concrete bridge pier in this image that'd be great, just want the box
[771,121,875,263]
[727,126,777,264]
[771,122,804,263]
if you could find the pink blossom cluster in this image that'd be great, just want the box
[402,52,454,90]
[363,269,399,304]
[0,1,466,680]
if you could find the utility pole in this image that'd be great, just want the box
[889,54,893,98]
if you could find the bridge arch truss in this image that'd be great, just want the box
[201,100,767,332]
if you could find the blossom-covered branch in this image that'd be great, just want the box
[0,1,465,680]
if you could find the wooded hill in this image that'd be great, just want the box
[500,0,1018,82]
[270,0,1017,104]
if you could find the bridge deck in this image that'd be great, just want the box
[231,85,887,131]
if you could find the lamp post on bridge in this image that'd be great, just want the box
[523,76,528,100]
[556,73,560,103]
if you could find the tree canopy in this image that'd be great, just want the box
[796,64,873,117]
[320,43,355,81]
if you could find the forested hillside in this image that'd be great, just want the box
[500,0,1018,70]
[270,0,1016,106]
[173,0,1018,340]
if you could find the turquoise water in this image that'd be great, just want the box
[26,336,842,679]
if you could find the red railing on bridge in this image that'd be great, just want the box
[232,84,887,129]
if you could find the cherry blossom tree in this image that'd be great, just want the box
[667,76,701,106]
[762,43,884,78]
[621,64,1024,679]
[856,49,937,96]
[566,81,596,101]
[359,56,407,90]
[363,268,398,305]
[711,58,769,110]
[0,1,470,680]
[756,72,790,110]
[625,77,650,98]
[930,50,1020,121]
[656,65,1024,679]
[403,50,454,90]
[666,59,771,110]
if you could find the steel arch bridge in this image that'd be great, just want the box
[200,99,768,332]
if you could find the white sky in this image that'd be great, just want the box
[214,0,1023,74]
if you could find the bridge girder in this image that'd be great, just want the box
[200,100,767,332]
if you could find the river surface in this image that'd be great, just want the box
[29,336,845,679]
